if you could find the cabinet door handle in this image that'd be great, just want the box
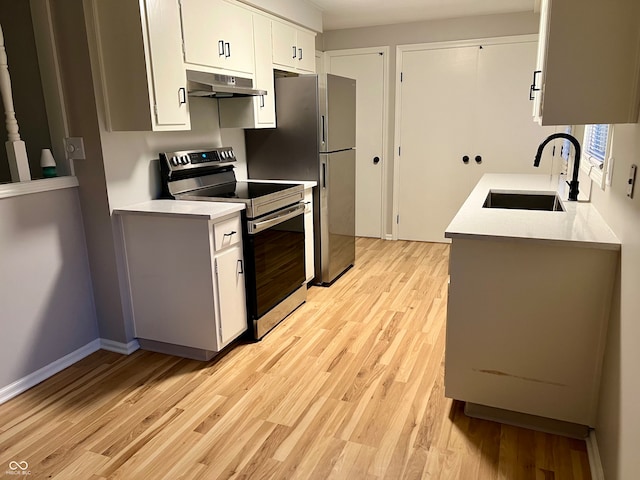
[259,95,265,108]
[322,162,327,189]
[218,40,225,57]
[321,115,326,144]
[292,46,297,59]
[462,155,470,164]
[475,155,482,164]
[531,70,541,91]
[225,42,231,58]
[373,156,380,165]
[529,84,535,101]
[298,48,303,61]
[178,87,186,105]
[237,259,244,275]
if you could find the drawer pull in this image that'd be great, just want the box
[223,231,237,237]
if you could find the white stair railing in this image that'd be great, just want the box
[0,23,31,182]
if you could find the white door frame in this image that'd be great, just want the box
[325,46,390,240]
[392,35,538,240]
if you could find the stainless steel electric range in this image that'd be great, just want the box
[160,147,306,339]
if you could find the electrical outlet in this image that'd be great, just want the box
[64,137,86,160]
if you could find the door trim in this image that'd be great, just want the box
[325,46,390,240]
[392,34,538,240]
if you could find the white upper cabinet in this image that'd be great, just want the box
[218,12,276,128]
[92,0,190,131]
[272,20,316,73]
[181,0,255,75]
[532,0,640,125]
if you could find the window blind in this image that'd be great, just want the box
[585,124,609,163]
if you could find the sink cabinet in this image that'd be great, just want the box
[532,0,640,125]
[118,209,247,360]
[446,236,617,428]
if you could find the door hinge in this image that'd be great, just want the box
[214,262,218,275]
[182,41,186,58]
[153,104,158,119]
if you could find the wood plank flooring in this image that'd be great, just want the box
[0,238,591,479]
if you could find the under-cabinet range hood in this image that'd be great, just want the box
[186,70,266,98]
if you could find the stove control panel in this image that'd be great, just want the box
[161,147,236,172]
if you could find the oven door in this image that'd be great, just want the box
[245,203,306,319]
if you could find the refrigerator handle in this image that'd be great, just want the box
[321,115,326,145]
[322,161,327,189]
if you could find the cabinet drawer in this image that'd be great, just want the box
[214,216,242,251]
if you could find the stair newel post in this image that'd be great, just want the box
[0,23,31,182]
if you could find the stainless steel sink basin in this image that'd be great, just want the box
[483,191,565,212]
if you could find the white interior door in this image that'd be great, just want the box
[327,49,386,238]
[397,46,478,243]
[396,38,559,243]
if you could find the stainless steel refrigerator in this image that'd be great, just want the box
[245,74,356,285]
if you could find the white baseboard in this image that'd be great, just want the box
[0,339,101,405]
[100,338,140,355]
[586,430,605,480]
[0,338,141,406]
[385,234,393,241]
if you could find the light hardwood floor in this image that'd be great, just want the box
[0,238,591,479]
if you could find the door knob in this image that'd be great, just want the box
[373,156,380,165]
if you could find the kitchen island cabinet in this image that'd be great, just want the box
[444,174,620,433]
[115,200,247,360]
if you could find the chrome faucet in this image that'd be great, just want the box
[534,133,581,201]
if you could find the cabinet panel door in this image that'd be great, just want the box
[296,29,316,72]
[144,0,189,127]
[272,21,297,69]
[181,0,254,74]
[253,14,276,125]
[215,246,247,346]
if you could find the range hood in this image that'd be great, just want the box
[186,70,266,98]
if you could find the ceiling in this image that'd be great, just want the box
[309,0,537,31]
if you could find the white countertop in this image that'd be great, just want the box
[445,174,620,250]
[113,199,245,220]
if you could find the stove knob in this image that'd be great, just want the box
[228,149,235,158]
[181,155,190,165]
[171,156,179,166]
[221,151,228,159]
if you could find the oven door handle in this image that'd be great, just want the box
[247,204,305,235]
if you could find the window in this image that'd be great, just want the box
[581,124,613,189]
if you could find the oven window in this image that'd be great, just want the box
[249,213,305,318]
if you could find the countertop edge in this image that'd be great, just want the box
[445,231,622,251]
[113,200,245,220]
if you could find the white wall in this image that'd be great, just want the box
[0,187,98,389]
[587,123,640,479]
[320,12,540,236]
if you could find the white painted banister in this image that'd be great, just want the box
[0,23,31,182]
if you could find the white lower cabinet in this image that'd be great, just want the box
[118,210,247,360]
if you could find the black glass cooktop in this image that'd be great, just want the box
[188,181,300,200]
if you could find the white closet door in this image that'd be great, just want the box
[397,39,559,243]
[475,42,557,175]
[328,50,385,238]
[397,47,478,243]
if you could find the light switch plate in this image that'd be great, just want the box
[64,137,86,160]
[627,164,637,198]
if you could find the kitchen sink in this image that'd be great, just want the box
[483,191,564,212]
